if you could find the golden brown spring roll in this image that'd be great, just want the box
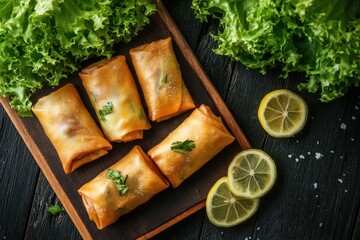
[130,37,195,122]
[32,84,112,174]
[78,146,169,229]
[148,105,235,188]
[79,55,151,142]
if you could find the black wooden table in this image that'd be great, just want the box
[1,1,360,239]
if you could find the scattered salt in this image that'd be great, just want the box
[330,150,335,153]
[288,154,293,158]
[340,123,347,129]
[343,173,346,176]
[295,158,299,162]
[296,140,299,143]
[257,227,260,231]
[351,138,355,141]
[315,195,318,198]
[315,152,323,159]
[319,223,323,228]
[355,105,359,110]
[307,152,311,155]
[345,189,348,193]
[352,116,357,120]
[245,238,248,240]
[300,155,305,159]
[338,179,343,183]
[316,141,320,145]
[311,116,314,119]
[314,183,318,189]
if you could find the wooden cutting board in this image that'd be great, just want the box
[0,2,251,239]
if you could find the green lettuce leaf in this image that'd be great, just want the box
[0,0,156,116]
[192,0,360,102]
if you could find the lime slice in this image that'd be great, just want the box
[206,177,260,227]
[258,89,308,138]
[228,149,277,199]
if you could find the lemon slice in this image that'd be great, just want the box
[206,177,260,227]
[228,149,277,199]
[258,89,308,138]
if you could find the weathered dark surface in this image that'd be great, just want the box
[1,0,360,239]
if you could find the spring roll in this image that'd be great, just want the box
[32,84,112,174]
[130,37,195,122]
[79,55,151,142]
[148,105,235,188]
[78,146,169,229]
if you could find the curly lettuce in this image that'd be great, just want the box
[0,0,156,116]
[192,0,360,102]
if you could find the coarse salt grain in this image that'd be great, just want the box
[352,116,356,120]
[288,154,293,158]
[338,179,343,183]
[355,105,359,110]
[340,123,346,129]
[300,155,305,159]
[295,158,299,162]
[314,183,318,189]
[330,150,335,153]
[319,223,323,227]
[315,153,323,159]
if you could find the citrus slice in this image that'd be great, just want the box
[206,177,260,227]
[258,89,308,138]
[228,149,276,199]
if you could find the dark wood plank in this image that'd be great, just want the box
[0,106,40,240]
[24,172,82,240]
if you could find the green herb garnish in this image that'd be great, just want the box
[171,139,196,154]
[48,204,65,215]
[106,169,129,196]
[99,102,113,121]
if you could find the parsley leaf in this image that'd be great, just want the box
[171,139,196,154]
[99,102,113,121]
[106,169,129,196]
[48,204,65,215]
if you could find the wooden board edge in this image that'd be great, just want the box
[0,97,93,240]
[137,200,206,240]
[155,1,252,150]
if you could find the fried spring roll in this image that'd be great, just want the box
[130,37,195,122]
[148,105,235,188]
[78,146,169,229]
[32,84,112,174]
[79,55,151,142]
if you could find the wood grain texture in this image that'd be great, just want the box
[24,173,82,240]
[0,106,39,240]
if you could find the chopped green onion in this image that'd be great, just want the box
[47,204,65,215]
[106,169,129,196]
[171,139,196,154]
[99,102,113,121]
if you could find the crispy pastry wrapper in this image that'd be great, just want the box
[32,84,112,174]
[130,37,195,122]
[78,146,169,229]
[79,55,151,142]
[148,105,235,188]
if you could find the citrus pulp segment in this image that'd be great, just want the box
[227,149,277,199]
[206,177,260,227]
